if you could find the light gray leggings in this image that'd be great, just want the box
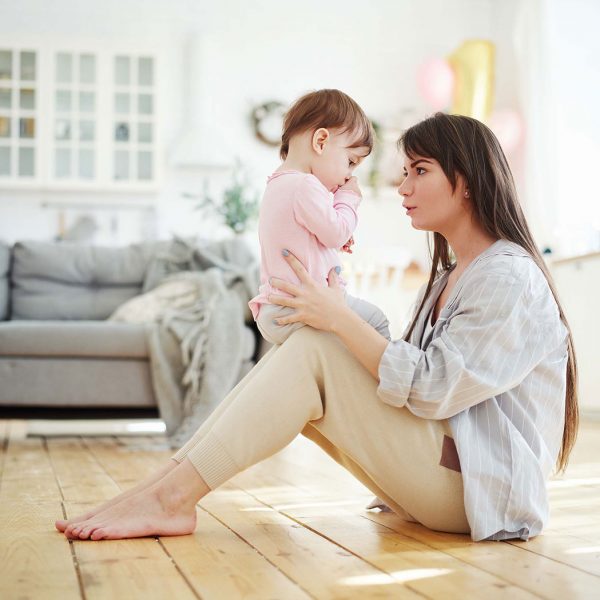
[256,292,391,345]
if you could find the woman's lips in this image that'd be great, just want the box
[405,207,416,215]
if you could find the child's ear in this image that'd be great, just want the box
[312,128,330,155]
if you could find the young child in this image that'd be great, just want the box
[248,89,390,344]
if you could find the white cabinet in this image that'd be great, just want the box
[551,253,600,416]
[0,36,161,191]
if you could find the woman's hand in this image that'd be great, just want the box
[268,249,348,332]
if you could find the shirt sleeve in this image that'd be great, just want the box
[377,265,566,420]
[292,175,361,249]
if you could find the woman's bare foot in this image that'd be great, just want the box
[55,458,179,533]
[63,458,210,541]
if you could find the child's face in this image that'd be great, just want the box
[312,128,370,192]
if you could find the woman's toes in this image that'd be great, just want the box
[55,519,68,532]
[66,524,82,539]
[90,528,107,541]
[78,524,99,540]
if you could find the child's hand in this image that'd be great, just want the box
[337,176,362,197]
[341,236,355,254]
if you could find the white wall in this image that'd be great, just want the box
[546,0,600,257]
[0,0,517,264]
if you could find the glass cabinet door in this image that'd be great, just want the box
[0,42,158,189]
[0,49,37,179]
[53,51,97,180]
[113,55,155,182]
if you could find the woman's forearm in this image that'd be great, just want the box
[331,306,389,380]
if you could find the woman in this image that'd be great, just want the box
[56,113,578,542]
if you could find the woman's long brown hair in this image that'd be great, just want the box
[399,113,578,474]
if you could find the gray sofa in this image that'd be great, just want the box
[0,240,261,409]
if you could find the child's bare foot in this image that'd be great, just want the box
[55,458,179,532]
[63,458,209,541]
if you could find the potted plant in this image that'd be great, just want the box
[184,159,260,235]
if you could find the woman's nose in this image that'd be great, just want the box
[398,177,411,196]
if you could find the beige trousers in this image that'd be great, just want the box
[172,327,470,534]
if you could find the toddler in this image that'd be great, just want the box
[248,89,390,344]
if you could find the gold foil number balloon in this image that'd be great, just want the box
[447,40,495,121]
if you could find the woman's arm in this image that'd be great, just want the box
[268,250,388,380]
[377,267,568,419]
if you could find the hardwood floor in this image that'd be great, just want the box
[0,418,598,599]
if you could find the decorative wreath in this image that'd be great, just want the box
[251,100,287,147]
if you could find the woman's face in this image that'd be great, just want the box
[398,154,469,234]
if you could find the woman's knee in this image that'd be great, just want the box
[278,328,350,381]
[285,326,343,354]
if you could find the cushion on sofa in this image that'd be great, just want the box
[0,242,10,321]
[0,320,149,358]
[10,240,163,320]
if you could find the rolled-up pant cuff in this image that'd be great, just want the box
[174,431,240,490]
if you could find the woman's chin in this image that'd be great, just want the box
[409,220,434,232]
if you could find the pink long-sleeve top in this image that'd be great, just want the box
[248,170,361,320]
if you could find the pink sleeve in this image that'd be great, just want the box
[292,176,361,248]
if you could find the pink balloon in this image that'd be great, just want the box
[488,110,523,154]
[417,58,455,110]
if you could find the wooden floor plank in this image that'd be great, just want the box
[230,458,538,600]
[364,512,600,600]
[200,484,424,599]
[104,436,424,598]
[0,433,81,600]
[161,508,314,600]
[1,419,598,599]
[66,501,199,600]
[507,533,600,577]
[85,436,313,600]
[113,426,600,599]
[47,437,199,600]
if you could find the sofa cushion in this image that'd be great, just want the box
[10,240,162,320]
[0,320,148,358]
[0,241,9,321]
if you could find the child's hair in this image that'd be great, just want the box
[280,89,374,160]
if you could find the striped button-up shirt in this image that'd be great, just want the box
[377,240,569,541]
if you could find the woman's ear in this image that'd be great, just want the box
[457,174,470,199]
[312,128,330,154]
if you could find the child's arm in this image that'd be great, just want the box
[292,176,361,249]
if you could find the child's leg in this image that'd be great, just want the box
[345,294,391,340]
[255,303,306,345]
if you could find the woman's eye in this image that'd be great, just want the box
[416,167,426,175]
[349,160,355,166]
